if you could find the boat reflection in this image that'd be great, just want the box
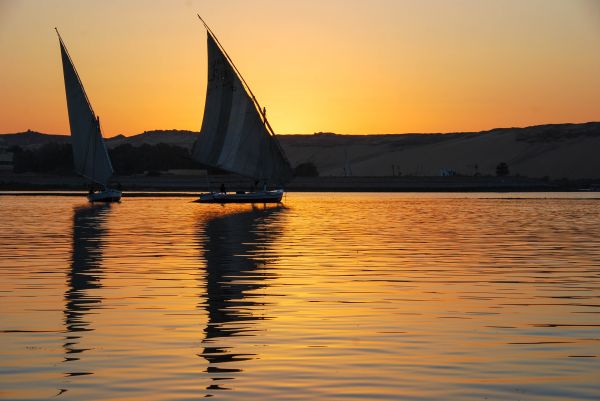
[198,205,286,394]
[63,204,111,373]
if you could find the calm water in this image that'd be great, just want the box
[1,193,599,400]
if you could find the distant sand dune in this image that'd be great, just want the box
[2,123,599,179]
[280,123,600,179]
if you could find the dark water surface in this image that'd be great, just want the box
[1,193,599,400]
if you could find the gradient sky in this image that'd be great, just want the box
[0,0,598,136]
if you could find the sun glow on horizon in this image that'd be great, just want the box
[0,0,598,136]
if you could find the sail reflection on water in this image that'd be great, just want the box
[64,204,111,371]
[197,205,286,393]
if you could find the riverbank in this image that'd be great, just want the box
[1,172,596,193]
[4,122,600,179]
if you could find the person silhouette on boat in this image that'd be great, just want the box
[220,183,226,193]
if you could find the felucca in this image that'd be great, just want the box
[56,29,121,203]
[192,16,293,203]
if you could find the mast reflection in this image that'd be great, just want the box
[64,204,111,371]
[198,205,286,394]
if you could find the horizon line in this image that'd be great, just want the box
[3,120,599,138]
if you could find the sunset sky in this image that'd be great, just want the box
[0,0,598,136]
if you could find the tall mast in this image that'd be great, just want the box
[197,15,273,135]
[196,15,291,168]
[54,28,97,119]
[56,28,113,187]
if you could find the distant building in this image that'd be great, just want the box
[439,168,457,177]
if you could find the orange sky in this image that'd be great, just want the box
[0,0,598,136]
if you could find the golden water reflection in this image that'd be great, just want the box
[0,194,598,401]
[198,205,285,394]
[63,204,112,383]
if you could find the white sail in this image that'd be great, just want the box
[192,31,293,185]
[58,33,114,188]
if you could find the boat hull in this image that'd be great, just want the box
[88,188,122,203]
[197,189,284,204]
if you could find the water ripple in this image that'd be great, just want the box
[0,194,599,400]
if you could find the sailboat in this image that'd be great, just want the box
[192,16,293,203]
[56,29,122,203]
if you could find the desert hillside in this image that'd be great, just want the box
[1,123,599,179]
[283,123,600,179]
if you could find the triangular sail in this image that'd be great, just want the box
[192,31,293,185]
[57,32,114,188]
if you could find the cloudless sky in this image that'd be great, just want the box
[0,0,598,136]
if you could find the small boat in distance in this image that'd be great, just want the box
[55,29,121,203]
[192,16,293,204]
